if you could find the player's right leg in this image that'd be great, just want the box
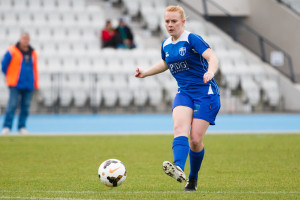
[162,95,193,182]
[2,87,19,134]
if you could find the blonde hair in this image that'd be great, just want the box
[165,5,186,21]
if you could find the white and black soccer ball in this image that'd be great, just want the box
[98,159,127,187]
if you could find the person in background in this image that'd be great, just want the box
[1,32,39,135]
[116,18,135,49]
[101,20,121,48]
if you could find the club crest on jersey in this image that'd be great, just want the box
[166,52,169,57]
[179,47,186,56]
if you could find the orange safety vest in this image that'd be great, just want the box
[6,45,39,89]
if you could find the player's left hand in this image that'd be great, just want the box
[203,72,214,83]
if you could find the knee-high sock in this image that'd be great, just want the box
[189,148,205,180]
[172,136,189,171]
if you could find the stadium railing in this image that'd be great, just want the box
[277,0,300,17]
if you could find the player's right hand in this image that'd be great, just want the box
[135,67,146,78]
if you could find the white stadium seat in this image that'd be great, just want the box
[72,0,85,11]
[61,12,77,27]
[52,28,68,41]
[128,77,148,106]
[101,77,118,107]
[47,12,62,26]
[32,12,47,26]
[0,0,13,10]
[14,0,28,11]
[0,74,9,108]
[60,75,73,107]
[67,27,82,41]
[18,13,32,27]
[123,0,139,16]
[28,0,42,10]
[57,0,72,11]
[42,0,57,11]
[2,11,18,26]
[241,77,260,106]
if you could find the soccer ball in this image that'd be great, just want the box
[98,159,127,187]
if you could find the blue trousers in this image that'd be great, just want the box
[3,87,34,130]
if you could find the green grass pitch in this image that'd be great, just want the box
[0,134,299,200]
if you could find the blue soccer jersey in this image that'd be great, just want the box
[161,30,220,97]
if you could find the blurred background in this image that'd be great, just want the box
[0,0,300,133]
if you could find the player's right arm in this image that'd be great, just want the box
[1,51,12,75]
[135,60,168,78]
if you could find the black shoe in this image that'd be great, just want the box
[184,178,197,191]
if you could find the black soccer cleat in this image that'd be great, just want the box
[184,178,198,191]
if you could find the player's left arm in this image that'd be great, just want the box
[202,48,219,83]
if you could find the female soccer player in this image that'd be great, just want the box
[135,5,221,191]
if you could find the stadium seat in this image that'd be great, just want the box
[28,0,42,10]
[0,74,8,108]
[67,27,82,41]
[241,77,260,106]
[72,42,87,56]
[91,57,106,72]
[101,77,118,107]
[60,86,73,107]
[261,79,280,106]
[47,12,62,26]
[0,0,13,10]
[2,11,18,26]
[52,28,68,42]
[62,57,77,72]
[57,0,72,11]
[114,77,132,107]
[32,12,47,26]
[145,77,163,107]
[14,0,28,11]
[0,28,7,40]
[41,42,57,56]
[186,20,207,35]
[42,0,57,11]
[89,77,102,108]
[163,78,178,103]
[7,26,21,42]
[72,0,85,11]
[36,27,52,42]
[141,7,160,31]
[76,12,91,27]
[38,72,59,107]
[61,12,77,27]
[128,77,148,106]
[123,0,139,16]
[86,41,101,55]
[18,13,32,27]
[153,0,167,8]
[72,74,90,107]
[81,28,97,42]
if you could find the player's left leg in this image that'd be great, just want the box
[18,89,34,134]
[185,94,220,191]
[184,119,209,191]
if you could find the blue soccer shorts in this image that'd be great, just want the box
[172,91,221,125]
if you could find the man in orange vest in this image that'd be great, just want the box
[1,32,38,135]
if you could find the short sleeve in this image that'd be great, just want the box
[188,33,210,55]
[161,40,166,61]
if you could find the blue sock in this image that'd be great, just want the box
[172,136,189,171]
[189,148,205,180]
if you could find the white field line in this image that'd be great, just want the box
[0,190,299,195]
[0,197,97,200]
